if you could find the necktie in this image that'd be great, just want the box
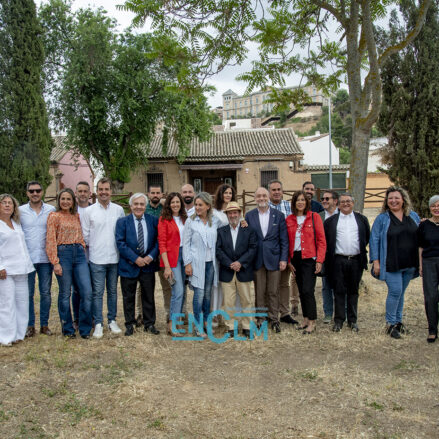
[137,218,144,256]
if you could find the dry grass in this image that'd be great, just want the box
[0,212,437,438]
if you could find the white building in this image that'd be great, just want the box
[297,131,339,166]
[368,137,389,172]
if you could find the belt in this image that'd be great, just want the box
[335,254,360,260]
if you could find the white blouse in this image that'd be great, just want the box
[0,219,34,275]
[173,215,185,247]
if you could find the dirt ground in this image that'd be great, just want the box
[1,268,438,439]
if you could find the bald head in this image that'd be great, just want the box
[255,187,269,211]
[181,184,195,208]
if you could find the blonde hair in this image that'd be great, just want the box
[0,194,20,223]
[192,192,213,226]
[381,186,412,216]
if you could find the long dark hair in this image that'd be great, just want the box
[161,192,187,222]
[214,184,236,211]
[56,188,77,214]
[291,190,311,216]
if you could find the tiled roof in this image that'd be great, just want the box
[306,164,350,171]
[148,128,302,162]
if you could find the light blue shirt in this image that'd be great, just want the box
[132,214,150,257]
[19,202,56,264]
[269,199,291,217]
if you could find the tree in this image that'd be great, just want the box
[120,0,432,210]
[378,0,439,217]
[0,0,52,202]
[39,0,212,192]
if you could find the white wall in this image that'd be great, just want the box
[368,137,388,172]
[298,133,339,166]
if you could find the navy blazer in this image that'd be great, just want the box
[216,224,257,283]
[245,208,289,271]
[116,213,159,278]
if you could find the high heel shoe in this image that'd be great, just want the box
[303,326,316,335]
[297,324,308,330]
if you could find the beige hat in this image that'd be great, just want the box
[224,201,242,212]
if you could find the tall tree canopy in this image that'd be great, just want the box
[378,0,439,217]
[120,0,432,209]
[0,0,52,202]
[40,0,212,192]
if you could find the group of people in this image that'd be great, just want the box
[1,178,438,346]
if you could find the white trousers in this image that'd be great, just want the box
[0,274,29,345]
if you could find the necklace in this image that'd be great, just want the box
[429,218,439,225]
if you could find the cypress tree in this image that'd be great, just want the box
[378,0,439,217]
[0,0,52,202]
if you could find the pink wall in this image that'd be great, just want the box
[58,151,94,191]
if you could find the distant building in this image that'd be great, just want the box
[222,86,329,120]
[297,131,339,166]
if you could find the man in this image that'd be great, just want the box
[81,178,125,338]
[181,184,195,216]
[324,193,370,332]
[245,187,289,333]
[135,184,171,327]
[116,193,160,336]
[216,202,258,338]
[319,190,339,323]
[268,180,298,325]
[19,181,56,337]
[302,181,324,213]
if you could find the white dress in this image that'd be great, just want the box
[0,220,35,345]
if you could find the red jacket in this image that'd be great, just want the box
[158,217,183,268]
[286,211,326,263]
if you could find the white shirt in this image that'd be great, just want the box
[335,212,360,256]
[0,220,34,274]
[186,206,195,217]
[81,202,125,264]
[294,216,306,251]
[258,208,270,238]
[173,215,185,247]
[325,207,339,220]
[19,202,55,264]
[230,223,240,250]
[213,209,228,226]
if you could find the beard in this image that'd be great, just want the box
[184,196,194,205]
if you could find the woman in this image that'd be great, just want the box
[418,195,439,343]
[286,191,326,334]
[0,194,34,346]
[370,186,420,339]
[183,192,220,338]
[158,192,188,336]
[46,188,93,339]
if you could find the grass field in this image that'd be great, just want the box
[0,268,437,439]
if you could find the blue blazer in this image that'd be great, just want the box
[245,208,289,271]
[116,213,159,278]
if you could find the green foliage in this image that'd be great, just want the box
[39,0,212,191]
[0,0,53,202]
[378,0,439,217]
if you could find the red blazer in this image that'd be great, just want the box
[158,217,183,268]
[286,211,326,263]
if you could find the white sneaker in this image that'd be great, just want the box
[92,323,103,339]
[108,320,122,334]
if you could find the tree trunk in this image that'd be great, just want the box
[112,179,125,194]
[349,126,371,212]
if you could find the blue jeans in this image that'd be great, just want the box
[72,283,80,323]
[169,248,186,320]
[321,276,334,317]
[28,263,53,327]
[192,261,214,324]
[89,262,118,325]
[55,244,93,337]
[385,267,416,325]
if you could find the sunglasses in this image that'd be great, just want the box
[321,197,332,201]
[28,189,42,194]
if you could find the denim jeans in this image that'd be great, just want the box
[27,263,53,327]
[169,248,186,320]
[321,276,334,317]
[192,261,214,324]
[89,262,118,325]
[55,244,93,337]
[71,283,80,323]
[384,267,416,325]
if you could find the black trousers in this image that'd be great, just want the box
[333,255,363,325]
[421,257,439,335]
[120,271,156,328]
[292,252,317,320]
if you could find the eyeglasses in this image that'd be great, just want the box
[28,189,42,194]
[0,201,13,206]
[321,197,333,201]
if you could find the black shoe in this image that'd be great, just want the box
[81,334,90,339]
[396,322,407,334]
[388,325,401,339]
[242,329,251,339]
[271,322,281,333]
[332,323,342,332]
[145,325,160,335]
[348,322,359,332]
[125,325,134,336]
[64,333,76,339]
[427,334,437,343]
[297,324,308,330]
[227,330,234,338]
[135,315,143,328]
[280,315,299,325]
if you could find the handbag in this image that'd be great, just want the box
[311,212,326,277]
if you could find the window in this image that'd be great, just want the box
[260,170,278,188]
[193,178,202,193]
[146,173,164,192]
